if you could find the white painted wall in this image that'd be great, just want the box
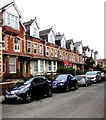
[78,45,83,54]
[4,5,19,30]
[61,36,66,48]
[48,30,55,44]
[30,21,39,38]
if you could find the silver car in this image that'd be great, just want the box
[75,75,92,87]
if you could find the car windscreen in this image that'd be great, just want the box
[75,76,82,80]
[86,71,97,75]
[24,78,34,85]
[55,75,67,81]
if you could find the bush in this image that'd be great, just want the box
[56,67,75,76]
[76,68,82,75]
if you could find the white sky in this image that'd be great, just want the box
[0,0,105,59]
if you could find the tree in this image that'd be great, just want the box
[85,57,95,70]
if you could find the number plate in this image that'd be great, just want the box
[52,86,57,88]
[5,94,15,98]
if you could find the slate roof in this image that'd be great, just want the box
[74,41,82,48]
[83,46,90,52]
[0,2,13,10]
[39,28,52,36]
[23,19,35,26]
[0,2,22,18]
[55,35,63,41]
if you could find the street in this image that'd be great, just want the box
[2,81,105,118]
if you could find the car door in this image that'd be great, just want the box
[40,77,48,95]
[31,78,42,97]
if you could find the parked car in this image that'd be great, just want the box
[75,75,92,87]
[52,74,78,92]
[4,76,52,103]
[86,71,101,83]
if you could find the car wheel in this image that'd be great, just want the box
[65,85,70,92]
[25,93,32,103]
[85,82,88,87]
[47,89,52,97]
[74,83,78,90]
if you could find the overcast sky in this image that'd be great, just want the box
[0,0,105,59]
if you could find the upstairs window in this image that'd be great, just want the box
[27,42,31,53]
[39,45,43,54]
[6,12,19,30]
[46,47,49,56]
[33,27,37,37]
[34,43,37,54]
[14,38,20,52]
[2,35,5,49]
[50,35,53,43]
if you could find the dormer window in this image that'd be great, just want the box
[14,38,20,52]
[6,12,19,30]
[33,27,37,37]
[50,35,53,43]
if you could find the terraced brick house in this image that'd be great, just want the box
[0,2,30,79]
[39,28,59,73]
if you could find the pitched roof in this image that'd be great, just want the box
[23,18,39,29]
[0,2,13,10]
[0,2,22,18]
[74,41,82,47]
[39,28,52,36]
[83,46,90,51]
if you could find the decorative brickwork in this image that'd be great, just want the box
[0,27,2,81]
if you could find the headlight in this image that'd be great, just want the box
[59,83,64,86]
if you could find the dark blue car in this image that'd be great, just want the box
[52,74,78,92]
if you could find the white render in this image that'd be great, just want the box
[48,30,55,44]
[61,36,66,48]
[30,21,39,38]
[3,5,19,30]
[78,44,83,54]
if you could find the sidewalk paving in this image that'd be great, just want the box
[0,95,4,103]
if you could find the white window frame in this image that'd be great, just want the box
[6,12,19,30]
[9,57,16,73]
[2,35,5,50]
[40,45,43,54]
[34,60,38,72]
[14,38,20,52]
[27,42,31,53]
[53,61,56,71]
[34,43,37,54]
[46,47,49,56]
[48,61,51,71]
[40,60,44,71]
[33,27,37,37]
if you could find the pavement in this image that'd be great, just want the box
[0,95,4,103]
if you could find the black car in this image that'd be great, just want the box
[4,76,52,103]
[52,74,78,92]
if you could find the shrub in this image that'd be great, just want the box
[56,67,75,76]
[76,68,82,75]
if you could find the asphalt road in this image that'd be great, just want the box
[2,81,105,118]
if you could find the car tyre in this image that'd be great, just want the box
[25,92,32,103]
[74,83,78,90]
[47,89,52,97]
[85,82,88,87]
[65,85,70,92]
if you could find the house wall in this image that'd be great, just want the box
[61,36,66,48]
[78,45,83,54]
[0,27,2,80]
